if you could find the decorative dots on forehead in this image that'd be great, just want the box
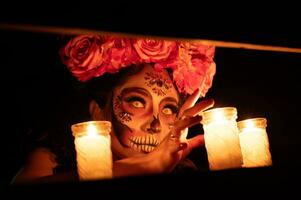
[144,72,173,96]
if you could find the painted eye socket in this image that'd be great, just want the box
[126,96,145,108]
[162,105,178,115]
[162,107,173,115]
[131,100,144,108]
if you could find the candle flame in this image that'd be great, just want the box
[212,110,225,121]
[87,124,98,136]
[245,120,255,129]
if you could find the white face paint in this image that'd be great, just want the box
[112,64,179,155]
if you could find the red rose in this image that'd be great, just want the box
[60,35,106,81]
[190,43,215,63]
[102,38,140,73]
[189,44,216,96]
[173,63,202,95]
[133,39,177,63]
[60,35,216,95]
[172,43,216,95]
[173,62,215,96]
[199,62,216,97]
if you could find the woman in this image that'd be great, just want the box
[13,35,216,183]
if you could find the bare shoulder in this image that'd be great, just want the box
[13,147,58,183]
[26,147,58,166]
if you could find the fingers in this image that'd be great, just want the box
[182,135,205,158]
[166,97,211,160]
[180,98,214,118]
[172,115,202,138]
[178,89,201,117]
[179,142,188,150]
[166,138,188,155]
[165,115,202,153]
[167,134,204,160]
[188,135,205,149]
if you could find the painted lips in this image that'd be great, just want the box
[129,135,160,153]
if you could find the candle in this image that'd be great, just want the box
[72,121,112,181]
[201,107,243,171]
[238,118,272,168]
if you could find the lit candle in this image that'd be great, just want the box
[201,107,243,171]
[238,118,272,168]
[72,121,112,181]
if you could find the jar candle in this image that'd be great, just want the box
[72,121,112,180]
[201,107,243,170]
[238,118,272,168]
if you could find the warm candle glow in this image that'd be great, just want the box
[244,120,255,129]
[238,118,272,168]
[87,124,97,136]
[72,121,112,180]
[202,107,243,171]
[212,110,226,121]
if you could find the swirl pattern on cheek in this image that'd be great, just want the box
[113,95,132,123]
[119,112,132,123]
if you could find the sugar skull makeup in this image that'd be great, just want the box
[112,64,179,155]
[144,71,173,96]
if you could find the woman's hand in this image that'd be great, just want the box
[147,89,214,173]
[113,90,214,177]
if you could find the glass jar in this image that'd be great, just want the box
[201,107,243,170]
[238,118,272,167]
[72,121,112,180]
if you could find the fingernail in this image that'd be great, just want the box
[194,115,203,121]
[204,98,214,106]
[179,143,188,150]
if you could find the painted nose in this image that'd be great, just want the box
[147,117,161,134]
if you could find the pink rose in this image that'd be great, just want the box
[173,64,202,95]
[60,35,106,81]
[199,62,216,97]
[173,63,215,96]
[171,43,216,95]
[102,38,141,73]
[191,44,215,63]
[59,35,216,94]
[189,44,216,96]
[133,39,177,63]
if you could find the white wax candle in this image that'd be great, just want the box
[204,120,243,170]
[72,121,112,180]
[202,107,243,171]
[239,119,272,167]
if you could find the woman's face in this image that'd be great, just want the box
[112,64,179,155]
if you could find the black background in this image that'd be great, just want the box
[1,5,301,194]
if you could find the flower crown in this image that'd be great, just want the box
[60,35,216,96]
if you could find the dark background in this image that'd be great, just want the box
[1,7,301,193]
